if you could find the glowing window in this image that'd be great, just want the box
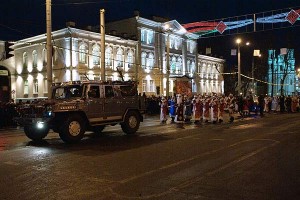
[92,45,100,65]
[79,43,87,64]
[105,47,112,67]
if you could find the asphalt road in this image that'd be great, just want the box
[0,113,300,200]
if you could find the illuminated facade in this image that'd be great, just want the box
[267,49,296,96]
[1,16,224,101]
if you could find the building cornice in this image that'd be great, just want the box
[198,54,225,63]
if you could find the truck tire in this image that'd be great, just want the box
[59,114,85,143]
[24,125,49,141]
[121,111,140,134]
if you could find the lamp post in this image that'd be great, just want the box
[46,0,52,99]
[236,38,242,95]
[166,33,170,97]
[252,53,261,96]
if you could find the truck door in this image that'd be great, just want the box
[86,85,104,123]
[103,85,123,121]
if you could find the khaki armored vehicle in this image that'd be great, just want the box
[17,81,145,143]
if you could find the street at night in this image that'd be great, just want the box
[1,113,300,200]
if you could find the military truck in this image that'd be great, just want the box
[17,80,145,143]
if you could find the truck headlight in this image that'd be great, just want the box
[36,121,45,129]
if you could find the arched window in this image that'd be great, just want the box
[23,52,28,69]
[190,61,195,74]
[147,53,154,69]
[127,50,134,68]
[32,50,38,68]
[42,48,47,65]
[105,47,113,67]
[141,52,146,68]
[170,56,176,73]
[116,48,124,68]
[92,45,100,65]
[79,43,87,64]
[177,57,182,73]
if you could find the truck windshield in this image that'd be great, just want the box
[53,85,83,99]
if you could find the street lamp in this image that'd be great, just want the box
[252,51,261,96]
[235,38,251,96]
[236,38,242,95]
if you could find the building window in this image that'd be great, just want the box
[127,50,134,68]
[142,80,147,92]
[116,48,124,68]
[92,45,100,65]
[105,47,113,67]
[34,79,38,94]
[141,29,146,43]
[32,50,38,68]
[141,52,146,68]
[190,61,195,74]
[147,30,154,44]
[177,57,182,73]
[24,80,29,95]
[147,53,154,69]
[150,80,154,92]
[23,52,28,69]
[79,43,87,64]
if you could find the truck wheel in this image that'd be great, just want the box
[92,125,105,134]
[24,125,49,141]
[59,114,85,143]
[121,111,140,134]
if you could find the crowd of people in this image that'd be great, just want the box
[0,94,299,129]
[153,93,300,125]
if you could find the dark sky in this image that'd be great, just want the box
[0,0,298,39]
[0,0,299,69]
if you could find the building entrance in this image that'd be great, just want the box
[0,66,10,102]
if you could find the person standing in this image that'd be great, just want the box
[168,96,176,123]
[218,97,226,123]
[175,94,184,128]
[279,95,285,113]
[193,95,203,124]
[184,95,192,123]
[160,97,168,124]
[258,94,264,117]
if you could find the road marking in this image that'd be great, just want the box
[109,139,280,199]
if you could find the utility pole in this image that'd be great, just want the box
[166,33,170,97]
[100,9,105,81]
[237,42,241,95]
[46,0,53,98]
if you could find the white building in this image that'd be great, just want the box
[0,16,225,102]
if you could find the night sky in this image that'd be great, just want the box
[0,0,299,70]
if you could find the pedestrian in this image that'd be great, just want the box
[168,96,176,123]
[193,95,203,124]
[218,97,226,123]
[160,96,168,124]
[175,94,184,128]
[258,94,264,117]
[184,95,192,123]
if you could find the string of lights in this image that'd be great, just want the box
[183,7,300,37]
